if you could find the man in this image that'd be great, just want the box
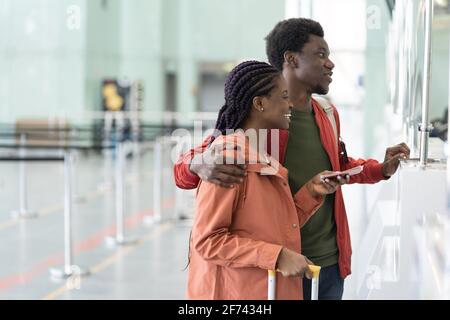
[174,18,410,300]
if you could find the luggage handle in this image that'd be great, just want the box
[268,265,321,300]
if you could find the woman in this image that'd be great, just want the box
[187,61,346,300]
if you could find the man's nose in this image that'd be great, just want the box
[326,58,335,70]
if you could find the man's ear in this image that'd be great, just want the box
[284,51,298,68]
[252,96,265,113]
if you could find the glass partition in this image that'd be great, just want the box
[387,0,449,158]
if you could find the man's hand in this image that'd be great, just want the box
[305,171,349,198]
[189,146,247,188]
[276,248,313,279]
[382,143,410,178]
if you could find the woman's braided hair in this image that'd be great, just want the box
[214,60,280,137]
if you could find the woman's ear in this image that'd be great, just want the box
[252,96,265,113]
[284,51,298,68]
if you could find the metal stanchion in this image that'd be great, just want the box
[71,151,86,203]
[105,141,137,247]
[50,151,89,279]
[175,187,185,220]
[144,138,163,225]
[419,0,434,167]
[11,134,38,219]
[98,146,114,192]
[131,122,141,158]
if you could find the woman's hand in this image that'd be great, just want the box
[305,171,349,197]
[276,248,313,279]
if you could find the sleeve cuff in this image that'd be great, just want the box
[174,154,201,189]
[294,186,324,214]
[369,162,390,181]
[185,161,201,181]
[257,243,283,270]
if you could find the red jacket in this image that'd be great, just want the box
[173,99,387,278]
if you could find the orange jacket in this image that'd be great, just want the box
[176,99,387,278]
[187,132,324,300]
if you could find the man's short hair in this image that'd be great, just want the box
[265,18,324,71]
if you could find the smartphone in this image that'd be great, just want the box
[320,165,364,182]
